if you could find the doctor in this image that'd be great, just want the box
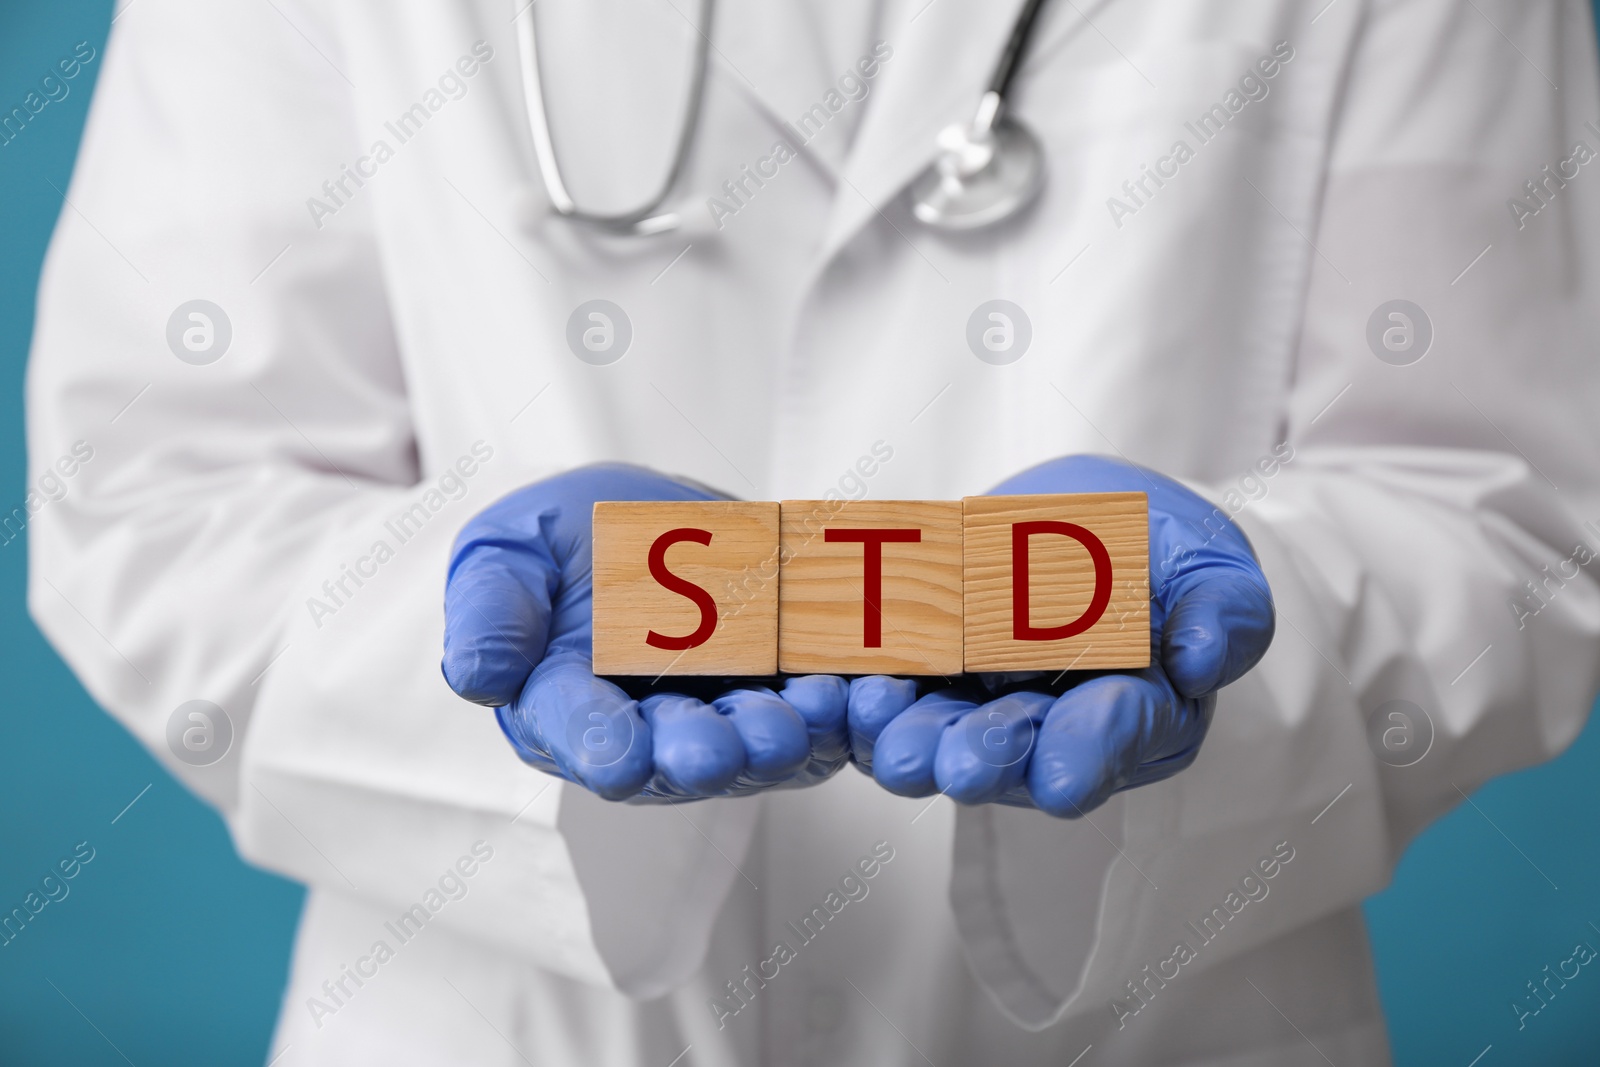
[27,0,1600,1064]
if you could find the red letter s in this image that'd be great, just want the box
[644,528,718,650]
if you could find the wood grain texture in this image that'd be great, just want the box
[962,493,1150,672]
[778,499,963,676]
[592,501,779,676]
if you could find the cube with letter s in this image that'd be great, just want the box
[591,501,779,676]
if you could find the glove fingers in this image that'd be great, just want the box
[493,704,563,778]
[934,692,1055,805]
[1121,694,1215,789]
[871,691,979,798]
[1161,571,1275,699]
[781,676,852,780]
[781,676,851,759]
[443,544,555,707]
[714,689,812,784]
[639,693,746,795]
[521,658,653,800]
[846,676,921,770]
[1027,674,1170,818]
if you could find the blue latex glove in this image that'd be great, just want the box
[849,455,1275,817]
[442,464,850,801]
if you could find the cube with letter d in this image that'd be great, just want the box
[591,501,779,676]
[961,493,1150,672]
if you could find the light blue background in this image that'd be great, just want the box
[2,4,1598,1064]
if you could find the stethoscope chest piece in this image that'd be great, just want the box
[908,0,1053,233]
[910,108,1045,232]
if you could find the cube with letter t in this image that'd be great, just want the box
[778,500,964,676]
[591,501,779,676]
[961,493,1150,672]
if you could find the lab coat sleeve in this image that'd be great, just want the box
[950,0,1600,1030]
[26,0,753,997]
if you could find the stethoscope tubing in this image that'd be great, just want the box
[514,0,714,235]
[515,0,1051,236]
[986,0,1050,100]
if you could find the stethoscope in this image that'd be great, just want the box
[513,0,1051,236]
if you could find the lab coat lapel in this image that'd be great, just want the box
[814,0,1029,261]
[715,0,857,174]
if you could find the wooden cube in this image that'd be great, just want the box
[778,500,963,676]
[592,501,779,676]
[962,493,1150,672]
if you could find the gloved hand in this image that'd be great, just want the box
[848,455,1274,817]
[442,464,851,801]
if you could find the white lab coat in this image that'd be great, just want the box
[27,0,1600,1063]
